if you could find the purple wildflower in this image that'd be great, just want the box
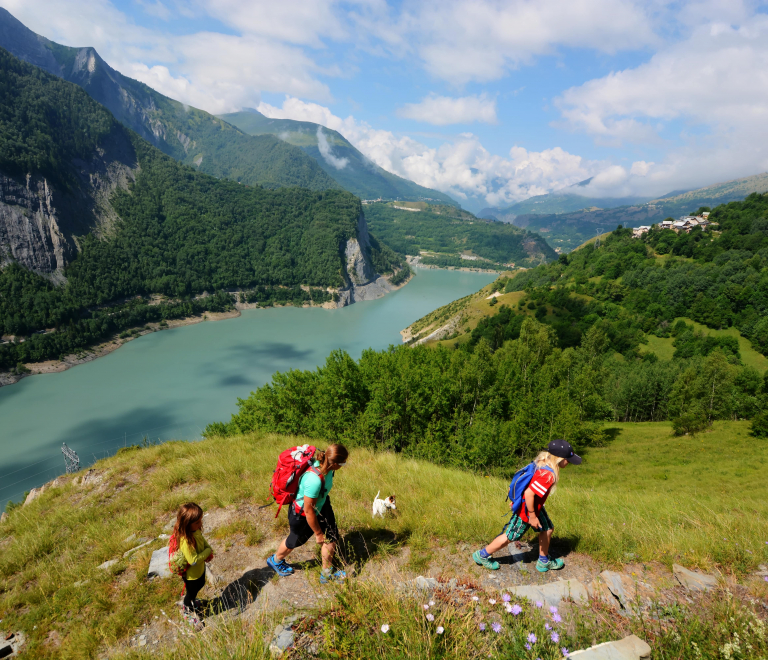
[764,576,768,583]
[545,624,552,630]
[426,613,434,622]
[423,604,430,610]
[551,632,560,643]
[549,606,558,614]
[562,648,570,657]
[535,601,543,608]
[492,623,502,633]
[502,593,511,602]
[511,604,522,615]
[479,623,486,631]
[525,643,532,650]
[528,633,537,644]
[552,614,562,624]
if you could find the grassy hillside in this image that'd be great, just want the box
[1,422,766,659]
[0,11,338,191]
[365,203,556,269]
[220,109,458,204]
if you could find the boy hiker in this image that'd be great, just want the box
[472,439,581,572]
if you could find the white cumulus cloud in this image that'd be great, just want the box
[397,94,497,125]
[259,97,603,207]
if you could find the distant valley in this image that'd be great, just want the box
[482,172,768,252]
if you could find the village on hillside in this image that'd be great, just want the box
[632,212,712,237]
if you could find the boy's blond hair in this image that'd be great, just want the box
[533,451,563,486]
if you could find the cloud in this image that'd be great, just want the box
[259,97,603,207]
[397,94,497,125]
[556,14,768,196]
[316,127,349,169]
[363,0,657,85]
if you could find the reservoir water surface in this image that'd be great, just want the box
[0,268,495,509]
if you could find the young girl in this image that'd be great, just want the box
[171,502,214,622]
[472,439,581,572]
[268,444,349,584]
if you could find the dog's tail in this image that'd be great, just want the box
[374,490,380,501]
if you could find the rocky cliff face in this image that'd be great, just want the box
[0,130,138,275]
[336,212,394,307]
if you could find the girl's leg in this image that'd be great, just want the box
[538,528,553,560]
[183,574,206,610]
[484,533,511,555]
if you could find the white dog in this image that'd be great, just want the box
[372,491,397,518]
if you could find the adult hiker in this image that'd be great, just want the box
[267,443,349,584]
[472,439,581,572]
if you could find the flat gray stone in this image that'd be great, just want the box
[672,564,718,592]
[395,575,439,594]
[123,538,153,558]
[97,559,119,570]
[269,629,295,657]
[509,579,588,607]
[756,564,768,577]
[147,546,171,579]
[569,634,651,659]
[599,570,635,607]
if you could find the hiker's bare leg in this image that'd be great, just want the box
[320,540,336,570]
[275,540,293,562]
[484,533,511,555]
[538,529,553,557]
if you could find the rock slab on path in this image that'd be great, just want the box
[569,634,651,659]
[508,579,588,607]
[672,564,718,592]
[147,547,171,579]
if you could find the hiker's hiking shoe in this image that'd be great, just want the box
[472,550,500,570]
[181,607,204,631]
[536,557,565,572]
[319,569,347,585]
[267,554,294,576]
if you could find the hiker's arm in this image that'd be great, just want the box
[304,496,325,542]
[181,538,212,566]
[524,488,541,529]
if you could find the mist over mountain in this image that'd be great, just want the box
[220,109,459,205]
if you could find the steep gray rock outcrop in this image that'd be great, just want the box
[336,212,394,307]
[0,130,138,275]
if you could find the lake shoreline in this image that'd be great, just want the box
[0,273,417,389]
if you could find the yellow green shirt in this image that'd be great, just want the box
[179,529,212,580]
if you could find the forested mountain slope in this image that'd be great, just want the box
[364,203,556,269]
[0,48,402,369]
[220,108,458,204]
[216,194,768,463]
[0,8,338,191]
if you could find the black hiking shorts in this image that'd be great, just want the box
[286,496,339,549]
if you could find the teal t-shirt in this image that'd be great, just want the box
[295,460,333,513]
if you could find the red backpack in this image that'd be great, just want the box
[268,444,320,517]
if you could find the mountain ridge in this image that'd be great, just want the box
[220,108,459,205]
[0,8,340,192]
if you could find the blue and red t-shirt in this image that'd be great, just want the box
[518,468,555,523]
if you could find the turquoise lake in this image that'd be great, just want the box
[0,268,495,509]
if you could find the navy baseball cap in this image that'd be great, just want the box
[548,439,582,465]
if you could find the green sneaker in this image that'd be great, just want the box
[536,557,565,572]
[472,550,500,570]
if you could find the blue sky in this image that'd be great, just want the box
[4,0,768,211]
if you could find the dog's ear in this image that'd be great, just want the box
[390,495,396,500]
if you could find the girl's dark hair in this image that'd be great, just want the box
[172,502,203,548]
[315,444,349,476]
